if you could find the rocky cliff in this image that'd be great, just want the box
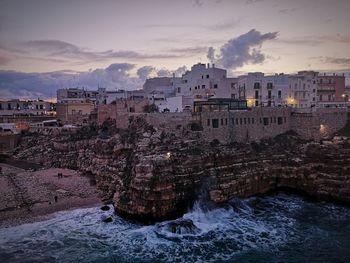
[14,117,350,222]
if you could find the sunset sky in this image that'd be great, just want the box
[0,0,350,99]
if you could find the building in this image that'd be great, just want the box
[238,72,290,107]
[57,87,107,105]
[0,100,53,116]
[174,63,238,109]
[56,101,95,124]
[287,71,318,108]
[316,73,346,103]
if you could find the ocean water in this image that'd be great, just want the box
[0,192,349,263]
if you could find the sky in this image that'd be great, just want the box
[0,0,350,99]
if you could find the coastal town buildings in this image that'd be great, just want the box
[0,100,54,116]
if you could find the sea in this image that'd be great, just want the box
[0,192,349,263]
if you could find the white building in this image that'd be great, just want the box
[172,63,238,110]
[287,71,318,108]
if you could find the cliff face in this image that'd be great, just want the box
[14,118,350,222]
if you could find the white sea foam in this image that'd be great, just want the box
[0,194,349,263]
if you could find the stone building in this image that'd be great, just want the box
[199,98,348,143]
[56,102,94,124]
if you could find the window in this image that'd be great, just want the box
[225,118,228,125]
[202,85,205,89]
[263,117,269,126]
[213,84,218,89]
[177,87,181,93]
[206,74,209,79]
[268,90,272,99]
[255,90,259,99]
[236,118,239,125]
[231,118,235,125]
[254,82,260,89]
[207,119,210,126]
[240,118,242,125]
[212,119,219,128]
[277,117,283,125]
[244,118,246,125]
[278,90,282,98]
[7,103,11,110]
[274,117,276,123]
[255,100,259,106]
[267,82,273,89]
[252,118,255,124]
[221,119,224,125]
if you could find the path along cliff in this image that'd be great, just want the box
[14,116,350,222]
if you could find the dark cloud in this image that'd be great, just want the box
[13,40,180,64]
[137,66,156,81]
[207,29,278,69]
[173,66,188,77]
[156,68,172,77]
[0,63,189,99]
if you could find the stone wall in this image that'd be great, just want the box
[291,108,348,140]
[201,107,291,143]
[201,107,348,144]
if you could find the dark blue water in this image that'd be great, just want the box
[0,192,349,263]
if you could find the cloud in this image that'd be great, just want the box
[6,39,180,65]
[314,56,350,66]
[279,8,298,14]
[193,0,203,7]
[207,20,240,31]
[276,37,322,46]
[173,66,188,77]
[156,68,172,77]
[245,0,264,5]
[0,63,190,99]
[319,34,350,43]
[0,54,12,65]
[167,46,208,54]
[137,66,156,81]
[207,29,278,69]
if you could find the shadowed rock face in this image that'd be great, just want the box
[14,118,350,222]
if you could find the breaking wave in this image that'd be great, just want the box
[0,192,350,263]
